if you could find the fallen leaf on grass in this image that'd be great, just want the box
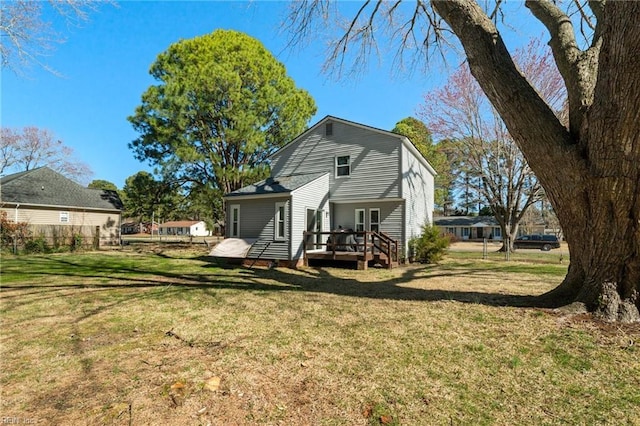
[170,382,185,391]
[363,405,373,418]
[204,376,221,392]
[380,414,394,424]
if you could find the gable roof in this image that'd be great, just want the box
[225,172,328,198]
[270,115,437,176]
[0,167,123,211]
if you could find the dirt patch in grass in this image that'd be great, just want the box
[1,248,638,425]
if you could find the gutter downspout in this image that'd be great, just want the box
[14,203,20,223]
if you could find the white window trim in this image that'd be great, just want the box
[335,155,351,178]
[60,211,69,223]
[369,208,380,233]
[355,208,365,232]
[230,204,240,238]
[275,202,286,240]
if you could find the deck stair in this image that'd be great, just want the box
[371,231,399,269]
[246,240,272,267]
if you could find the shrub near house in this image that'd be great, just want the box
[409,224,451,263]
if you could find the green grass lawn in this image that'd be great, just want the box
[1,246,638,425]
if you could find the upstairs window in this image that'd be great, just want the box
[60,211,69,223]
[336,155,350,177]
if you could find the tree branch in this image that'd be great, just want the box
[431,0,583,198]
[525,0,600,140]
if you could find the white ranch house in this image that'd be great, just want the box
[158,220,211,237]
[434,216,503,241]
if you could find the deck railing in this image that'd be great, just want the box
[302,230,399,266]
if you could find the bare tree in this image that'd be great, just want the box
[419,39,564,251]
[1,127,92,183]
[287,1,640,322]
[0,0,112,74]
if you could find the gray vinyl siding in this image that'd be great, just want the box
[332,201,404,245]
[226,197,290,260]
[290,174,330,260]
[401,143,435,249]
[271,120,401,201]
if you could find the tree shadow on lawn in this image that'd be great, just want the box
[1,254,563,318]
[194,254,563,308]
[241,262,559,309]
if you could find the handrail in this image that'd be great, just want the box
[371,231,399,263]
[248,240,272,268]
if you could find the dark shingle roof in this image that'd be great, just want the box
[226,173,327,197]
[1,167,123,211]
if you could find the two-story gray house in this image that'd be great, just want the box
[221,116,436,267]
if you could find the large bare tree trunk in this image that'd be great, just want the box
[433,0,640,322]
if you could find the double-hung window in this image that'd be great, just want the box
[230,205,240,237]
[335,155,350,177]
[275,202,286,240]
[355,209,365,232]
[369,208,380,233]
[60,212,69,223]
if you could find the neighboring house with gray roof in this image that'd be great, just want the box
[1,167,122,247]
[434,215,550,241]
[434,216,503,240]
[223,116,437,266]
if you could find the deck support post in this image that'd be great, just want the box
[357,259,368,270]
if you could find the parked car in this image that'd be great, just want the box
[513,234,560,251]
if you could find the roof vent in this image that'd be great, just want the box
[325,122,333,136]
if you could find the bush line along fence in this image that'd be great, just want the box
[1,222,105,254]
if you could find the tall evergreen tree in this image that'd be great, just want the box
[129,29,317,221]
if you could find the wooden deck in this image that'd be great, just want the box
[303,231,399,270]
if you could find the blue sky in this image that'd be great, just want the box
[2,1,541,188]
